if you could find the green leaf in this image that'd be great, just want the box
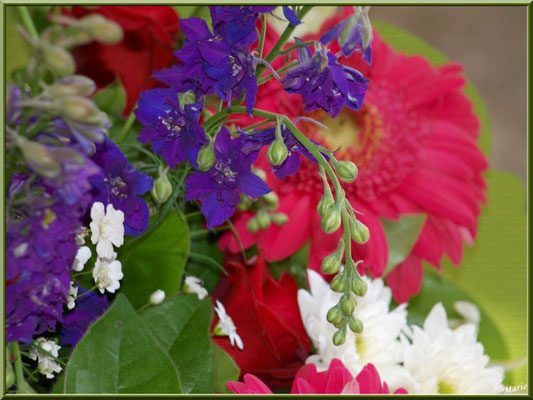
[211,342,240,394]
[381,214,427,276]
[6,6,32,81]
[120,211,190,309]
[93,78,127,116]
[64,294,182,393]
[50,373,65,394]
[140,295,213,393]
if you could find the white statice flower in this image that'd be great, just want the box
[72,246,92,272]
[90,202,124,259]
[298,270,408,385]
[66,281,78,310]
[28,337,62,379]
[396,303,504,394]
[214,300,243,350]
[183,276,208,300]
[149,289,166,305]
[93,253,123,294]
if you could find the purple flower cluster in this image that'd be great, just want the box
[185,127,271,229]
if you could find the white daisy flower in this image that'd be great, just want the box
[90,202,124,259]
[149,289,166,305]
[72,245,92,272]
[297,269,408,385]
[214,300,243,350]
[66,281,78,310]
[28,338,62,379]
[396,303,504,394]
[93,253,123,294]
[183,276,208,300]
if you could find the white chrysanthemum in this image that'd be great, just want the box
[149,289,166,305]
[90,202,124,259]
[93,253,123,294]
[72,246,91,272]
[66,281,78,310]
[396,303,504,394]
[214,300,243,350]
[28,337,62,379]
[184,276,208,300]
[298,270,408,383]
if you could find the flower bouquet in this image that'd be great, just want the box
[4,5,527,395]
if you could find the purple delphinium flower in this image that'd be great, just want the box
[60,285,109,348]
[185,127,271,229]
[6,203,80,343]
[135,88,207,169]
[283,43,369,118]
[90,137,153,236]
[320,6,373,64]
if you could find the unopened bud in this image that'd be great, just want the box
[253,168,267,181]
[348,315,363,333]
[256,210,271,230]
[271,213,288,225]
[16,137,61,179]
[266,139,288,166]
[149,289,165,305]
[333,329,346,346]
[321,252,341,275]
[237,195,252,211]
[351,275,368,296]
[44,45,75,76]
[340,293,356,315]
[350,219,370,244]
[330,274,346,293]
[78,14,124,44]
[335,160,358,182]
[327,305,343,325]
[50,75,96,97]
[196,144,216,171]
[247,217,260,233]
[262,191,279,209]
[58,96,100,123]
[321,207,341,234]
[151,167,172,204]
[317,193,334,217]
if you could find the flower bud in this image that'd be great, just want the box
[44,45,75,76]
[271,213,288,225]
[247,217,260,233]
[262,191,279,209]
[333,329,346,346]
[16,137,61,179]
[253,167,267,181]
[330,274,346,293]
[317,193,334,217]
[196,144,216,171]
[79,14,124,44]
[321,252,341,275]
[350,219,370,244]
[151,167,172,204]
[351,275,368,297]
[237,195,252,211]
[321,207,341,234]
[149,289,166,305]
[256,210,271,230]
[327,305,343,325]
[58,96,100,123]
[340,293,356,315]
[348,315,363,333]
[266,139,288,166]
[50,75,96,97]
[335,160,358,182]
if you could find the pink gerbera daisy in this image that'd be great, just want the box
[220,10,487,302]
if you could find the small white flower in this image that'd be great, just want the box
[28,337,62,379]
[14,242,28,258]
[183,276,208,300]
[66,281,78,310]
[297,270,408,385]
[90,202,124,259]
[72,246,92,272]
[93,253,123,294]
[214,300,243,350]
[149,289,166,305]
[396,303,504,394]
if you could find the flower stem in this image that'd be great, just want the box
[10,342,25,392]
[17,6,39,41]
[258,14,267,59]
[279,40,315,56]
[117,108,138,143]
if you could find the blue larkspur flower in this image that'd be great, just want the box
[185,127,271,229]
[283,42,369,118]
[135,88,207,169]
[90,137,153,236]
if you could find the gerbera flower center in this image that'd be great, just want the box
[437,379,456,394]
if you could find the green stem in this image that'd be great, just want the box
[117,108,138,143]
[189,252,227,274]
[10,342,25,392]
[279,40,315,56]
[258,14,267,59]
[17,6,39,41]
[259,60,299,85]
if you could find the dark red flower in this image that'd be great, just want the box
[211,255,311,388]
[68,6,180,114]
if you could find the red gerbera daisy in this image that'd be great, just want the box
[220,10,488,302]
